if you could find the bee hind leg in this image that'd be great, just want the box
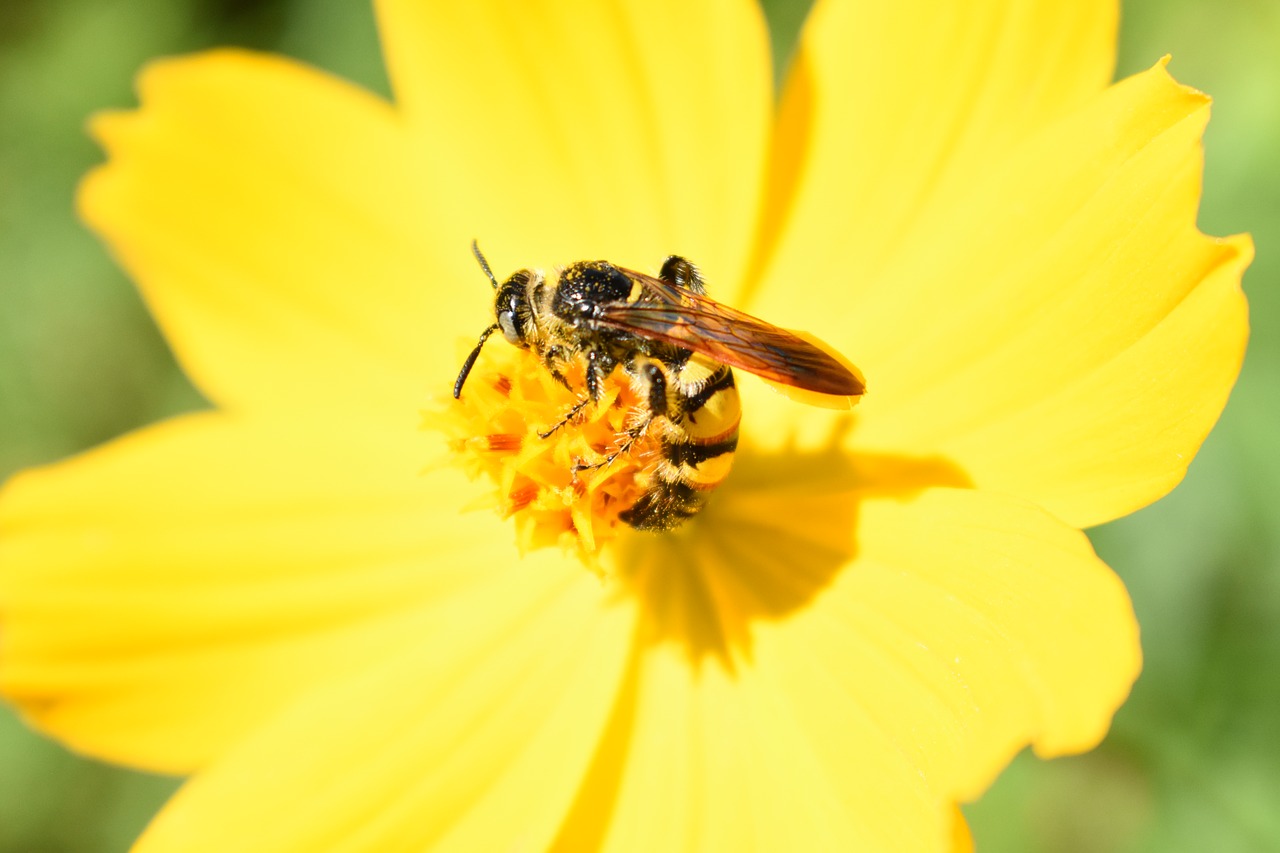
[658,256,706,295]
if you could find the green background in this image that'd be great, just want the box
[0,1,1275,850]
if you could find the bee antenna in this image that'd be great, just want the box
[471,240,499,289]
[453,323,500,398]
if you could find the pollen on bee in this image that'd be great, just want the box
[423,338,662,567]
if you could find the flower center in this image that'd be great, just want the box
[425,341,664,566]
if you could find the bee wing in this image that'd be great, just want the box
[598,271,866,406]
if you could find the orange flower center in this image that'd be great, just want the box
[425,342,663,566]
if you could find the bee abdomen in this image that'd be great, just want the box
[620,360,741,531]
[620,432,739,531]
[661,435,739,473]
[619,478,704,531]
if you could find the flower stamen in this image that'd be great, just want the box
[425,341,663,566]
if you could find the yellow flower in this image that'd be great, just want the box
[0,1,1250,851]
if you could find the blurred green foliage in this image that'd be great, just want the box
[0,1,1275,850]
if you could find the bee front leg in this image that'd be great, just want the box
[541,344,574,392]
[539,348,611,440]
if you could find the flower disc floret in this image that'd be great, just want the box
[427,342,662,562]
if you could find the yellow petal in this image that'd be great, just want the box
[0,411,526,773]
[750,0,1117,307]
[917,233,1251,527]
[730,0,1117,437]
[374,0,772,296]
[752,58,1249,528]
[79,50,459,415]
[951,809,975,853]
[131,569,634,853]
[582,486,1137,852]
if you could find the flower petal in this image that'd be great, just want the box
[782,486,1140,772]
[130,570,635,853]
[374,0,772,295]
[753,58,1249,527]
[751,0,1117,307]
[0,411,525,773]
[896,233,1251,528]
[79,50,458,415]
[581,487,1137,851]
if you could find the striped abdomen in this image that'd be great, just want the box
[620,355,740,531]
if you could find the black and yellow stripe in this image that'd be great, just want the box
[620,355,741,531]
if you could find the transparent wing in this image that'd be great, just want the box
[598,270,866,401]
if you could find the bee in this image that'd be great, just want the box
[453,242,865,531]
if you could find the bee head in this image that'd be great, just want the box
[495,271,534,347]
[454,241,534,399]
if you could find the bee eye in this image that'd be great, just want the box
[495,284,528,345]
[498,308,522,344]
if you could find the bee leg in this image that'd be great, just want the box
[547,368,573,393]
[574,355,665,472]
[539,396,591,439]
[541,345,575,392]
[658,256,706,295]
[585,348,608,402]
[583,346,620,405]
[573,414,653,474]
[540,349,616,440]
